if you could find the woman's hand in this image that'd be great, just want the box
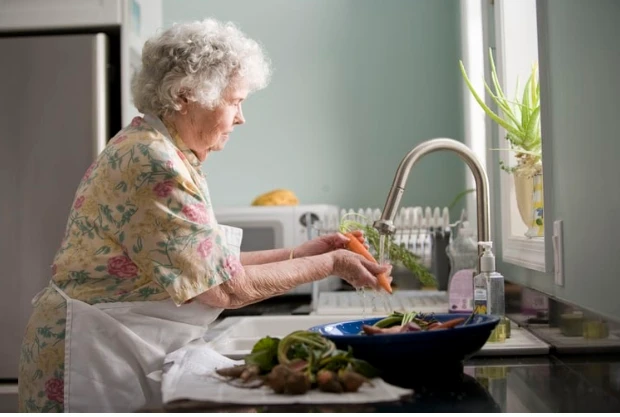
[293,231,366,258]
[330,249,392,291]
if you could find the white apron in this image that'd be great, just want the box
[50,116,244,412]
[50,224,242,412]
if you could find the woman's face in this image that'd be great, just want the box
[174,78,248,161]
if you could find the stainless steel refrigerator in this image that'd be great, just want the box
[0,32,119,382]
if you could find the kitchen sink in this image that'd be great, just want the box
[204,314,551,360]
[205,315,360,359]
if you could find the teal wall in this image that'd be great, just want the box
[163,0,466,211]
[493,0,620,321]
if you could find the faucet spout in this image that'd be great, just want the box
[373,138,491,272]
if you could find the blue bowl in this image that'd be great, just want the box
[309,313,500,383]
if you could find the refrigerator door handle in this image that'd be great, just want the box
[92,33,109,159]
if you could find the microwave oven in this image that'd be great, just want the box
[213,204,342,295]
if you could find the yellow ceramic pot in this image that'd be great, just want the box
[513,171,544,238]
[513,173,534,227]
[526,173,545,237]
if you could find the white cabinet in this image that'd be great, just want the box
[0,0,122,30]
[0,0,162,126]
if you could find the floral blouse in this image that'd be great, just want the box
[18,116,240,412]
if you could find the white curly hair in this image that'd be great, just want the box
[131,18,272,115]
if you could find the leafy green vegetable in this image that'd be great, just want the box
[401,311,417,326]
[392,239,436,288]
[349,358,379,379]
[373,311,440,330]
[318,349,354,372]
[463,311,477,326]
[269,331,378,379]
[244,336,280,372]
[373,315,403,329]
[317,347,378,379]
[288,342,309,361]
[219,331,378,396]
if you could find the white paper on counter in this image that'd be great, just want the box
[161,342,413,405]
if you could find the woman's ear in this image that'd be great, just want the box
[177,90,190,115]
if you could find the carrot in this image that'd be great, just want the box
[343,232,392,294]
[429,317,466,331]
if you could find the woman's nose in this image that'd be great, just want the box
[234,107,245,125]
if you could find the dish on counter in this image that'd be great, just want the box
[307,313,501,380]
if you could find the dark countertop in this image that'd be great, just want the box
[152,284,620,413]
[145,354,620,413]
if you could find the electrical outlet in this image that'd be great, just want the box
[553,220,564,286]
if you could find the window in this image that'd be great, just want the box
[493,0,546,271]
[461,0,547,272]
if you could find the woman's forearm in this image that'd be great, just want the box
[196,253,333,308]
[240,248,293,265]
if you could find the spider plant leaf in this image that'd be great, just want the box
[489,54,509,104]
[461,49,542,163]
[521,76,532,128]
[484,83,521,127]
[523,105,541,149]
[488,52,529,141]
[460,61,523,138]
[530,63,539,104]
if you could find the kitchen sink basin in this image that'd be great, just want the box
[205,315,361,360]
[204,314,551,360]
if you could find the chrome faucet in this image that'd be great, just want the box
[373,138,491,273]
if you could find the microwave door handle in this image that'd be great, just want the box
[305,212,320,312]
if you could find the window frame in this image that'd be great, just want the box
[488,0,548,272]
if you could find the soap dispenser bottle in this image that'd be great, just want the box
[473,245,490,316]
[475,242,507,342]
[479,242,505,317]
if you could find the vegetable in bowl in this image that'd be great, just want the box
[361,311,470,335]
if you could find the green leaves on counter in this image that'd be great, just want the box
[220,330,377,396]
[244,331,377,379]
[244,336,280,372]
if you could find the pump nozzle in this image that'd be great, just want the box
[479,241,493,251]
[478,241,495,272]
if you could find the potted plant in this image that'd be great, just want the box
[459,49,543,237]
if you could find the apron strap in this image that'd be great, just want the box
[51,282,71,302]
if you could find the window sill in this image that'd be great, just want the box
[502,235,547,272]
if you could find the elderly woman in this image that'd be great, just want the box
[18,19,390,413]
